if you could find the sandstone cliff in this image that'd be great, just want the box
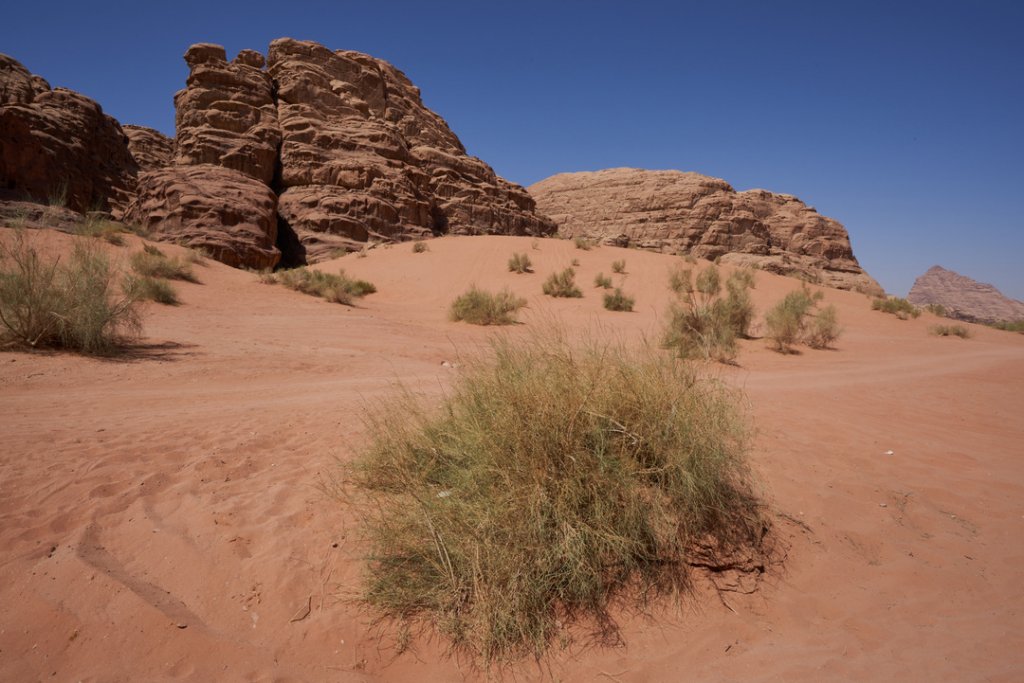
[907,266,1024,325]
[530,168,881,294]
[0,54,138,214]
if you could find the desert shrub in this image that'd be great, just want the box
[571,258,580,267]
[594,272,612,289]
[351,331,765,663]
[542,268,582,298]
[450,286,527,325]
[127,275,179,305]
[507,252,533,274]
[930,324,970,338]
[990,319,1024,333]
[412,240,429,253]
[663,265,753,363]
[0,232,141,353]
[764,287,830,353]
[269,267,376,305]
[130,248,198,283]
[573,236,592,250]
[611,259,626,274]
[603,287,634,312]
[805,304,842,349]
[924,303,947,317]
[77,216,127,246]
[872,297,920,320]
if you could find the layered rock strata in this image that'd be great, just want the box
[530,168,881,294]
[0,54,138,214]
[908,266,1024,324]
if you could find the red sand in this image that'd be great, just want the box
[2,231,1022,681]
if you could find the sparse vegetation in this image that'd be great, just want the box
[924,303,947,317]
[0,231,141,353]
[128,275,179,305]
[266,267,376,305]
[594,272,613,289]
[507,252,533,274]
[764,287,841,352]
[930,324,971,338]
[662,265,754,363]
[351,331,765,663]
[77,215,127,246]
[412,240,429,253]
[542,268,582,298]
[130,246,199,283]
[872,296,921,320]
[449,286,527,325]
[990,319,1024,333]
[603,287,634,312]
[611,259,626,274]
[573,236,593,250]
[571,258,580,267]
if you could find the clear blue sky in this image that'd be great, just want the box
[3,1,1022,298]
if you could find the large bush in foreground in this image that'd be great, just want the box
[351,331,765,662]
[0,231,141,353]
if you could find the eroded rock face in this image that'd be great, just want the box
[0,53,138,215]
[124,165,280,269]
[267,38,554,261]
[530,168,881,294]
[907,266,1024,324]
[123,125,173,172]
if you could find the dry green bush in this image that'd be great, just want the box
[130,246,198,283]
[924,303,947,317]
[127,275,179,305]
[350,331,766,663]
[507,252,533,274]
[594,272,613,289]
[611,259,626,274]
[542,268,582,298]
[603,287,634,312]
[412,240,429,253]
[573,236,593,250]
[930,324,970,338]
[872,296,920,319]
[268,267,376,305]
[662,265,754,363]
[450,286,527,325]
[77,216,127,246]
[764,287,841,352]
[0,231,141,353]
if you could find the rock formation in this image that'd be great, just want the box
[907,266,1024,324]
[123,125,173,173]
[530,168,882,294]
[0,54,138,214]
[125,38,554,267]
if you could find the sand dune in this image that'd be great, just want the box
[2,231,1022,681]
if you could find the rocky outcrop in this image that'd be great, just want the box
[907,266,1024,324]
[530,168,882,294]
[123,165,279,269]
[123,125,173,172]
[266,38,554,261]
[0,53,138,215]
[124,39,554,266]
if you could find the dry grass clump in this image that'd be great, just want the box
[990,319,1024,333]
[267,267,376,305]
[662,265,754,363]
[127,275,179,305]
[611,259,626,274]
[412,240,429,253]
[0,231,141,353]
[350,331,766,663]
[573,236,593,250]
[77,215,128,246]
[924,303,947,317]
[507,252,533,274]
[603,287,634,312]
[542,268,582,298]
[872,296,921,319]
[594,272,612,289]
[764,287,841,352]
[450,286,527,325]
[130,245,199,283]
[930,324,970,338]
